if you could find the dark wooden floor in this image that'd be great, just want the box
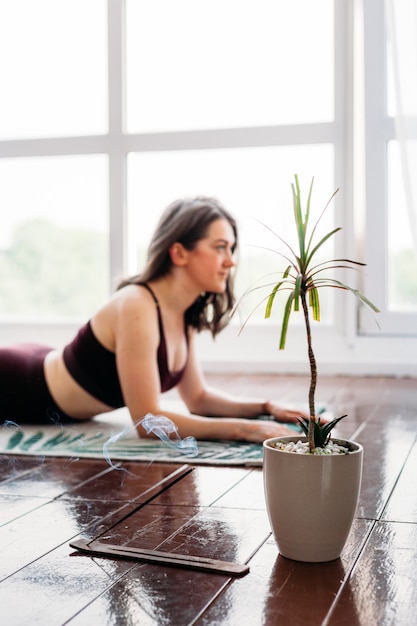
[1,374,416,626]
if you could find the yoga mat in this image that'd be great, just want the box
[0,401,330,466]
[0,407,268,466]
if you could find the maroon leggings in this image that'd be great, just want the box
[0,344,73,424]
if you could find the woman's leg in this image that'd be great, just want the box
[0,344,73,424]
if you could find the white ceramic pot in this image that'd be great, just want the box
[263,436,363,563]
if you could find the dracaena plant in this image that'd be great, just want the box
[235,175,379,452]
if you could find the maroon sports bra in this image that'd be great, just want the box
[63,284,188,407]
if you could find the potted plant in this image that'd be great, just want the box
[236,174,379,562]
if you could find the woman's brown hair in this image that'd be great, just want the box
[118,196,238,336]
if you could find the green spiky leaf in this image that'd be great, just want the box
[279,291,295,350]
[296,414,347,448]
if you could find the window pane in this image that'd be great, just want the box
[126,0,334,133]
[387,141,417,312]
[127,145,334,323]
[0,0,107,139]
[0,155,109,318]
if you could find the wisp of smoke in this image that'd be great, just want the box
[140,413,198,456]
[2,420,21,430]
[102,413,198,476]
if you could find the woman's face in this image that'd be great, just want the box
[182,218,236,293]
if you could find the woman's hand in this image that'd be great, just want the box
[235,418,296,443]
[263,400,309,424]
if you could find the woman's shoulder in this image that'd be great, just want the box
[92,284,158,345]
[112,283,155,308]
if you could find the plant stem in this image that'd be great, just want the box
[301,289,317,451]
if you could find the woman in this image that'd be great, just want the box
[0,196,306,442]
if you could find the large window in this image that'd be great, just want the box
[0,1,415,374]
[0,0,337,323]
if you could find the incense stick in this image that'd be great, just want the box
[70,538,249,577]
